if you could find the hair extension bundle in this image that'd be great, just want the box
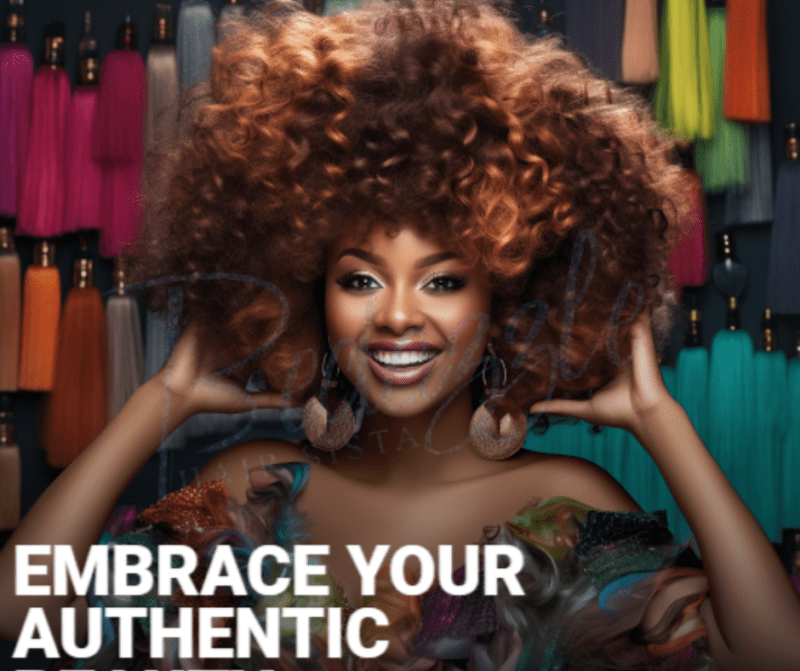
[622,433,658,513]
[653,0,714,141]
[723,0,770,123]
[752,311,787,541]
[217,0,245,42]
[708,328,756,519]
[695,8,749,194]
[146,5,179,154]
[654,365,680,526]
[0,226,20,391]
[599,425,629,488]
[98,162,142,258]
[724,124,773,227]
[64,12,101,233]
[107,260,143,419]
[94,20,146,258]
[177,0,215,91]
[0,0,34,217]
[92,18,145,165]
[782,352,800,530]
[765,127,800,315]
[15,24,70,238]
[18,240,60,391]
[620,0,659,85]
[46,257,108,468]
[0,395,20,530]
[64,87,102,231]
[675,311,709,543]
[564,0,625,81]
[669,162,709,291]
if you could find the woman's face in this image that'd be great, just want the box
[325,226,492,418]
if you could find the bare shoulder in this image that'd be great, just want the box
[197,439,314,504]
[509,452,641,513]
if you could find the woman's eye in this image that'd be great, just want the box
[337,273,380,290]
[425,275,467,292]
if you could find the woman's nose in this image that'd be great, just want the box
[372,285,425,335]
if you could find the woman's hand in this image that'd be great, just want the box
[529,311,672,436]
[153,323,287,425]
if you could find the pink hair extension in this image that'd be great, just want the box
[16,65,71,237]
[0,42,34,217]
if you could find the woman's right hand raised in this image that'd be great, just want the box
[153,323,287,424]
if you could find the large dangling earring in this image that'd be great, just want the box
[302,350,364,451]
[469,345,528,460]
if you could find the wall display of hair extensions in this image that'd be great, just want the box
[2,0,800,592]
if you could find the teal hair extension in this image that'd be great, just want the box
[695,8,749,193]
[675,346,710,542]
[598,424,627,486]
[781,357,800,531]
[708,329,756,514]
[753,349,788,541]
[655,366,681,535]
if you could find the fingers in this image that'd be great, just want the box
[529,398,590,421]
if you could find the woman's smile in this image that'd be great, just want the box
[367,341,441,385]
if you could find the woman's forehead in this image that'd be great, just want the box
[327,224,456,264]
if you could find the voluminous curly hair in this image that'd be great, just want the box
[134,0,687,407]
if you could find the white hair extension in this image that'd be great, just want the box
[107,293,144,420]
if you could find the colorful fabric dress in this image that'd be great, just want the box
[81,463,713,671]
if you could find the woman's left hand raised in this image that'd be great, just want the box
[529,311,672,437]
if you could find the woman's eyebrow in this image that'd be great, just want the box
[335,249,457,268]
[415,251,457,269]
[336,248,385,265]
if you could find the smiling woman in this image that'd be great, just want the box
[1,1,799,670]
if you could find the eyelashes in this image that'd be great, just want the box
[335,272,468,293]
[425,274,467,292]
[336,272,381,290]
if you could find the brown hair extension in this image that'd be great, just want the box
[132,0,687,409]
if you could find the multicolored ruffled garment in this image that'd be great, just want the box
[81,463,714,671]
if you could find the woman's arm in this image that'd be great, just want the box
[0,326,282,641]
[532,316,800,671]
[0,374,182,641]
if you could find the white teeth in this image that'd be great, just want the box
[371,350,436,366]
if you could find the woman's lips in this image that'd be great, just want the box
[366,343,441,385]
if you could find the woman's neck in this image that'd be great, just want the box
[323,388,509,487]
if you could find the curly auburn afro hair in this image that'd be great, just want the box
[134,0,688,408]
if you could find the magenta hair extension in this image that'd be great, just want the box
[0,39,34,217]
[16,62,71,237]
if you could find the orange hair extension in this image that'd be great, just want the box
[45,259,108,468]
[0,227,21,391]
[723,0,770,123]
[18,240,61,391]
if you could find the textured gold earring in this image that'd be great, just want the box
[301,351,362,451]
[469,346,527,460]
